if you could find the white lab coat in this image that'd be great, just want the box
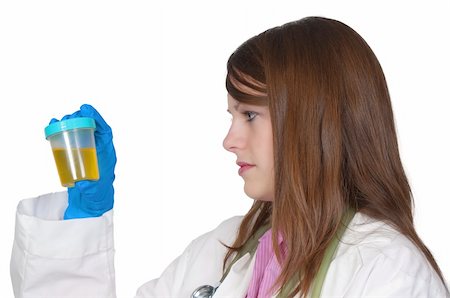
[10,192,449,298]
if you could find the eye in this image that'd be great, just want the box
[244,111,257,121]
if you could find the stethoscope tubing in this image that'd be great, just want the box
[191,209,355,298]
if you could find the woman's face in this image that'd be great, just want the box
[223,94,274,201]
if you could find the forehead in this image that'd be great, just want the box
[227,94,247,111]
[227,94,238,108]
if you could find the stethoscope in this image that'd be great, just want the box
[191,209,355,298]
[191,284,218,298]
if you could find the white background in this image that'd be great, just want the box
[0,0,449,296]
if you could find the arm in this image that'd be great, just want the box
[11,104,117,297]
[135,216,243,298]
[10,192,116,298]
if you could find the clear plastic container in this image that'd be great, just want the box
[45,117,99,187]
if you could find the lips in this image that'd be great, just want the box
[237,161,255,175]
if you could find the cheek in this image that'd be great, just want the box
[263,128,275,193]
[250,125,274,171]
[263,131,274,170]
[254,131,275,200]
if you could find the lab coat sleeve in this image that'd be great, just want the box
[134,244,191,297]
[10,192,116,298]
[135,216,243,298]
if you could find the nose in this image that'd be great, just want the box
[223,122,243,153]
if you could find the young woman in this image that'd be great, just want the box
[11,17,449,297]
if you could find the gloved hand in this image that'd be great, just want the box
[50,104,116,219]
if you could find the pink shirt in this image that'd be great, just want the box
[246,229,286,298]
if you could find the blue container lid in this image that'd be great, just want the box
[45,117,96,139]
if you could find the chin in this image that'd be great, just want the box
[244,186,274,202]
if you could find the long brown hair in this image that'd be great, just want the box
[224,16,447,297]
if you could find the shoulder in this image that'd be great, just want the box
[139,216,244,297]
[330,212,449,297]
[343,213,434,277]
[211,215,244,238]
[186,215,243,252]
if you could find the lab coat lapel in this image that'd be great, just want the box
[213,252,256,298]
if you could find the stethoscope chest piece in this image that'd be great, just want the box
[191,284,218,298]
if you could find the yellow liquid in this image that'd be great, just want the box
[52,147,99,187]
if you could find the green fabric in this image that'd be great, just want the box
[309,209,355,298]
[220,222,271,283]
[277,209,356,297]
[219,209,356,297]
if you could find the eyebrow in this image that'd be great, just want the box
[227,102,240,113]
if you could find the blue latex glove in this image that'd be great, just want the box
[50,104,116,219]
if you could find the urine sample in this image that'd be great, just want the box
[45,117,99,187]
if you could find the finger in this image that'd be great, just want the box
[74,180,104,201]
[60,110,82,121]
[49,109,82,125]
[79,104,111,133]
[49,118,59,125]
